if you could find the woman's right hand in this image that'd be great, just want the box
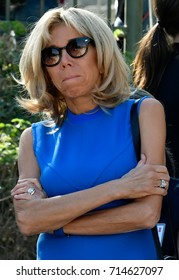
[120,154,170,199]
[11,178,47,200]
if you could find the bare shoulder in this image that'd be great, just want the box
[19,127,33,149]
[138,97,166,137]
[20,127,32,141]
[139,98,164,114]
[18,126,40,178]
[138,98,165,124]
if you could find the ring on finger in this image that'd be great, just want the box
[160,179,167,189]
[27,187,36,195]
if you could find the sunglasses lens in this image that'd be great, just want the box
[42,48,61,66]
[67,38,90,58]
[41,37,94,67]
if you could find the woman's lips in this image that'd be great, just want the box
[63,75,80,82]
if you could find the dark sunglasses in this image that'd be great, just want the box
[41,37,95,67]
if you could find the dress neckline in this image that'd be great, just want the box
[66,106,103,124]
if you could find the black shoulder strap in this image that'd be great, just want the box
[130,99,141,160]
[130,99,164,260]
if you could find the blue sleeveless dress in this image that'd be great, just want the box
[32,98,158,260]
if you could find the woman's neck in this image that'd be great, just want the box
[66,98,98,115]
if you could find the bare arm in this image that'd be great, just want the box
[63,98,168,235]
[11,99,169,235]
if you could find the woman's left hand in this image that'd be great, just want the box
[11,178,47,200]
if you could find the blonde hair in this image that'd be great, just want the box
[17,7,130,123]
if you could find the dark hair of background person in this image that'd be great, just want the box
[132,0,179,177]
[132,0,179,95]
[132,0,179,258]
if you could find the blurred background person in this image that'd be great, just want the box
[132,0,179,258]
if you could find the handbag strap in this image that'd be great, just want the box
[130,99,164,260]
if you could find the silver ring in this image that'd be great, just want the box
[27,187,36,195]
[160,179,167,189]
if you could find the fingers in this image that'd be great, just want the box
[136,154,149,168]
[136,153,146,168]
[138,161,169,181]
[123,160,170,199]
[136,153,169,176]
[151,166,170,189]
[144,167,170,196]
[157,178,170,194]
[140,153,147,163]
[153,186,168,197]
[17,178,42,190]
[145,166,170,192]
[11,178,46,200]
[12,178,42,192]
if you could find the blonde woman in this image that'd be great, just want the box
[11,7,169,260]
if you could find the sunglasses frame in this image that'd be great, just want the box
[41,37,95,67]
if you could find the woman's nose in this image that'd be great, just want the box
[60,49,73,68]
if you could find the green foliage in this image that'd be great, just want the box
[0,21,38,259]
[0,20,26,37]
[0,118,37,260]
[0,20,30,122]
[0,36,20,121]
[0,118,31,165]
